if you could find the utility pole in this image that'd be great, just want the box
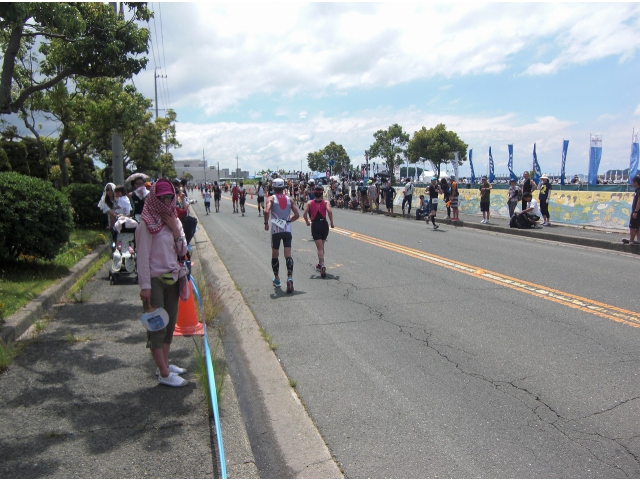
[154,68,167,172]
[109,2,124,185]
[203,149,206,184]
[236,154,239,182]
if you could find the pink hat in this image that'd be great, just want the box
[155,180,174,197]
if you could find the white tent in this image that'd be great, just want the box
[418,170,436,182]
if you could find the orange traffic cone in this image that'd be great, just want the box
[174,282,204,336]
[250,187,254,199]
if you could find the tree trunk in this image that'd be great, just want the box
[57,131,69,187]
[0,21,25,114]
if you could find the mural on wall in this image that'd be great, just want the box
[396,187,632,231]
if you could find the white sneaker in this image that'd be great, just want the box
[158,372,188,387]
[156,364,187,376]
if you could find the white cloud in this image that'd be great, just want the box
[299,111,307,119]
[635,104,640,116]
[142,3,640,115]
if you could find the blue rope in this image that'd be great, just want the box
[190,276,227,479]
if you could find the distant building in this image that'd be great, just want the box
[174,159,219,183]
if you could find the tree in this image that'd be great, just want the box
[407,123,468,178]
[368,124,409,184]
[0,2,152,114]
[307,141,351,174]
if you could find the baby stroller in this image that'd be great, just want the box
[109,217,139,285]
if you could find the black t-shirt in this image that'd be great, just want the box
[633,188,640,212]
[428,185,439,199]
[359,186,368,196]
[539,182,551,202]
[131,194,145,216]
[523,178,533,194]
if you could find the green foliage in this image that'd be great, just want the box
[0,172,74,260]
[2,141,29,175]
[307,141,351,174]
[0,3,153,114]
[407,124,468,177]
[368,124,410,183]
[0,148,11,172]
[64,183,105,228]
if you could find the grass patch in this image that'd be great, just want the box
[65,332,92,343]
[0,339,20,372]
[193,339,226,416]
[33,318,49,335]
[0,229,108,324]
[289,379,297,389]
[259,325,277,351]
[191,264,224,327]
[64,249,110,303]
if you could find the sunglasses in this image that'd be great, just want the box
[158,194,175,201]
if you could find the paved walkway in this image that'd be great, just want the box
[0,258,256,478]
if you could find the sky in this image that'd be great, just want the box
[131,2,640,177]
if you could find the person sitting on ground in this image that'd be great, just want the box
[349,191,359,210]
[415,195,430,220]
[518,191,542,228]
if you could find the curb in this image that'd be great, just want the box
[369,210,639,255]
[0,243,110,344]
[190,210,344,478]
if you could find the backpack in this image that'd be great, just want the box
[509,214,518,228]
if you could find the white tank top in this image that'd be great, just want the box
[270,194,292,234]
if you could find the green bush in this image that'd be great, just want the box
[64,183,106,228]
[0,172,74,260]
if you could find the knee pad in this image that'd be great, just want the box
[271,258,279,276]
[285,257,294,276]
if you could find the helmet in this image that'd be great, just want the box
[359,181,363,185]
[308,179,315,184]
[272,178,285,188]
[431,177,437,181]
[232,182,237,186]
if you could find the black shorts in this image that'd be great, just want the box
[385,200,394,209]
[311,220,329,241]
[430,201,438,212]
[239,197,246,205]
[214,194,221,201]
[257,196,264,204]
[271,232,292,249]
[480,201,490,212]
[630,214,640,229]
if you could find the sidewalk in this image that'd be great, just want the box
[382,208,639,254]
[0,249,257,478]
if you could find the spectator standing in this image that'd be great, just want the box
[358,181,368,213]
[367,180,378,215]
[402,178,414,216]
[507,179,520,218]
[384,183,396,216]
[622,175,640,245]
[521,171,537,212]
[136,179,189,387]
[440,177,451,219]
[450,177,459,221]
[538,174,552,226]
[479,176,492,224]
[427,177,443,230]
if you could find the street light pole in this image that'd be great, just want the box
[203,149,206,184]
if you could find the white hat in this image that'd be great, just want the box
[540,174,549,180]
[272,178,285,188]
[308,179,315,184]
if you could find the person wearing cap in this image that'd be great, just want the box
[367,179,378,215]
[402,177,414,216]
[303,183,334,278]
[231,182,239,213]
[538,174,552,226]
[264,178,300,293]
[479,175,492,224]
[136,179,189,387]
[427,177,443,229]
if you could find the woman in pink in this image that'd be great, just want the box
[136,179,189,388]
[303,184,334,278]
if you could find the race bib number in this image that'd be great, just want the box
[431,198,438,204]
[271,218,287,229]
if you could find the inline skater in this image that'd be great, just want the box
[238,181,246,216]
[303,183,334,278]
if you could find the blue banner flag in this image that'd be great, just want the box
[507,144,517,181]
[560,140,569,185]
[629,130,639,183]
[532,143,542,183]
[469,148,475,184]
[488,147,495,182]
[588,134,602,185]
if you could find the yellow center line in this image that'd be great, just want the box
[217,195,640,327]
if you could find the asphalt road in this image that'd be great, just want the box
[193,194,640,478]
